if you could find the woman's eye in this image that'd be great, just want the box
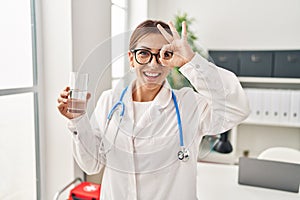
[138,50,150,57]
[164,51,173,59]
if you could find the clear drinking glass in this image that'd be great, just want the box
[68,72,89,114]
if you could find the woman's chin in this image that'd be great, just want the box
[136,78,164,90]
[144,83,162,90]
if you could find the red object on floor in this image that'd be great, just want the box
[69,182,101,200]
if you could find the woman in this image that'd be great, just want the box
[57,20,250,200]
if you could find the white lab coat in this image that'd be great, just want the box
[68,53,250,200]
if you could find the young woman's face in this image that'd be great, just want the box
[128,33,171,90]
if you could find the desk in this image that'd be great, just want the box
[197,162,300,200]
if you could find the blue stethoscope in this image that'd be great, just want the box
[104,86,190,162]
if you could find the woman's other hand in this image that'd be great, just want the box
[57,86,91,119]
[157,21,195,68]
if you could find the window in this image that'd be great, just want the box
[111,0,128,89]
[0,0,40,199]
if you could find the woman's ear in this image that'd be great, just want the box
[128,51,134,68]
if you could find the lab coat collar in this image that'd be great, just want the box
[109,80,172,137]
[125,80,173,109]
[152,80,173,109]
[115,80,173,121]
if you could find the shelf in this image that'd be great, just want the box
[200,77,300,165]
[241,120,300,128]
[238,77,300,89]
[238,77,300,84]
[198,150,236,165]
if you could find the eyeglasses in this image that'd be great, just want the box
[130,49,173,65]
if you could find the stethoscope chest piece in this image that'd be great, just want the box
[178,148,190,162]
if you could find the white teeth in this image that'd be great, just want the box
[144,72,159,77]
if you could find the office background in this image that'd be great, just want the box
[0,0,299,199]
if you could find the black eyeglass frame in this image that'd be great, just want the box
[130,49,173,65]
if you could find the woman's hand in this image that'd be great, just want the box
[157,21,195,68]
[57,86,91,119]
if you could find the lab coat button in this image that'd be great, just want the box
[195,64,201,70]
[73,131,78,135]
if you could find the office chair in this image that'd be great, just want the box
[258,147,300,164]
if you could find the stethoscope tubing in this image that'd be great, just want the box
[171,91,184,147]
[107,86,128,120]
[102,86,189,162]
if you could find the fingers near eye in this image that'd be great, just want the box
[181,21,187,40]
[157,24,173,43]
[167,21,180,40]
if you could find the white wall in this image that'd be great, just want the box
[71,0,112,184]
[39,0,111,199]
[39,0,73,199]
[148,0,300,50]
[128,0,148,30]
[72,0,112,109]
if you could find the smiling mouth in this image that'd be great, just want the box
[143,72,161,78]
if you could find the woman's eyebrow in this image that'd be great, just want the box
[137,46,161,52]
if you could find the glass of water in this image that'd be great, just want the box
[68,72,89,114]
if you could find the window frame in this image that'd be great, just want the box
[0,0,41,199]
[111,0,129,88]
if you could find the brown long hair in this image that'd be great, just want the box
[129,20,173,50]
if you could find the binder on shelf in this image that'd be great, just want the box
[262,89,272,122]
[244,88,255,121]
[252,89,264,122]
[244,88,264,122]
[278,90,291,124]
[269,90,281,123]
[289,90,300,124]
